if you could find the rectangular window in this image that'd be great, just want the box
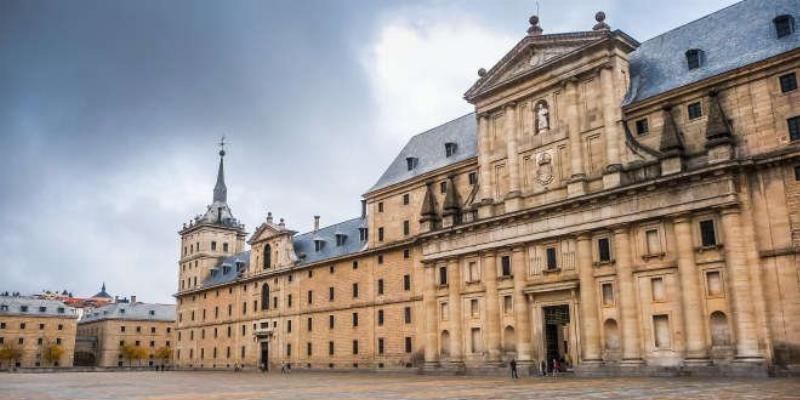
[329,315,335,329]
[503,295,512,314]
[329,287,335,301]
[403,220,410,236]
[470,298,479,317]
[500,256,511,277]
[287,320,292,333]
[468,261,479,282]
[403,274,411,291]
[404,307,411,324]
[353,261,358,269]
[789,116,800,141]
[440,302,449,320]
[469,172,477,185]
[402,193,409,205]
[377,279,384,295]
[223,243,229,252]
[403,248,410,259]
[378,338,385,355]
[377,255,384,264]
[307,317,313,332]
[288,294,293,308]
[706,271,723,297]
[352,340,359,355]
[352,283,359,298]
[546,247,558,270]
[653,314,671,349]
[439,266,448,285]
[651,277,666,302]
[286,344,291,357]
[602,283,614,306]
[795,165,800,181]
[699,219,717,247]
[377,309,384,326]
[378,227,384,242]
[307,342,312,356]
[211,241,217,251]
[352,312,359,327]
[598,237,611,262]
[645,229,661,255]
[307,290,313,304]
[780,72,798,93]
[440,181,447,194]
[378,202,384,212]
[404,337,412,353]
[687,102,702,119]
[635,118,649,135]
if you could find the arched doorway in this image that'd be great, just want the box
[710,311,730,346]
[440,330,450,357]
[603,319,621,361]
[74,351,96,367]
[503,326,517,354]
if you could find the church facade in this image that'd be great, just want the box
[175,0,800,376]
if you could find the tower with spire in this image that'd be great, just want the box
[177,139,247,293]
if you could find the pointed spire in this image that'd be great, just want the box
[101,282,106,292]
[442,175,462,216]
[659,105,685,156]
[213,137,228,203]
[419,181,440,222]
[705,90,733,145]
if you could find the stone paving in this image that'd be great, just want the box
[0,371,798,400]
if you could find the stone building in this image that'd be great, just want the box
[77,300,175,367]
[0,296,78,369]
[175,0,800,376]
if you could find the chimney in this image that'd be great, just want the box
[361,200,367,219]
[314,215,320,231]
[130,295,137,304]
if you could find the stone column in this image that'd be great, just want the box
[720,208,763,362]
[564,77,586,197]
[477,114,493,218]
[447,258,464,365]
[576,233,602,364]
[600,64,622,189]
[423,263,440,367]
[613,226,643,364]
[505,102,522,212]
[483,251,501,363]
[511,247,531,366]
[673,215,710,364]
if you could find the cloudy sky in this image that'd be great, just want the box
[0,0,738,303]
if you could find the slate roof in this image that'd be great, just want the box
[292,217,367,266]
[80,302,175,323]
[624,0,800,105]
[202,250,251,288]
[369,113,477,192]
[0,296,77,318]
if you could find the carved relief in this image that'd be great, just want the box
[535,152,554,186]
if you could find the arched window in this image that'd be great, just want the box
[710,311,731,346]
[261,284,270,310]
[503,325,517,353]
[263,244,272,270]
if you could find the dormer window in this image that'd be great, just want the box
[358,227,368,242]
[222,265,231,275]
[39,306,46,313]
[235,261,245,272]
[444,142,457,157]
[57,307,65,314]
[335,234,347,247]
[20,305,28,312]
[0,305,8,312]
[774,15,795,38]
[314,239,325,252]
[119,309,126,314]
[686,49,704,70]
[406,157,418,171]
[149,310,156,316]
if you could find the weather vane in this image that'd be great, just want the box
[218,135,227,157]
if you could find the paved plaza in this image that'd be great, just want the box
[0,371,799,400]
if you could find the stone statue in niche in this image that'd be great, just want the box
[535,100,550,134]
[535,152,554,186]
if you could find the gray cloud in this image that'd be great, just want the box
[0,0,737,302]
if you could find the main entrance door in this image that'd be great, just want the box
[543,305,570,371]
[260,341,269,371]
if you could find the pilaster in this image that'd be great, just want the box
[482,251,501,364]
[511,247,531,366]
[613,226,643,365]
[600,64,622,189]
[447,258,464,366]
[576,233,602,364]
[423,263,440,368]
[505,102,522,212]
[672,215,710,365]
[565,77,586,197]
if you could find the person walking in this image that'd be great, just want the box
[510,358,519,379]
[280,362,287,374]
[551,358,559,378]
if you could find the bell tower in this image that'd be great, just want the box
[177,138,247,293]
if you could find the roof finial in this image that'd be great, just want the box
[527,14,543,36]
[218,135,227,157]
[593,11,610,31]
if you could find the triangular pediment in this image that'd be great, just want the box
[248,221,295,244]
[465,31,610,101]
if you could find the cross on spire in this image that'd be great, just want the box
[218,136,227,157]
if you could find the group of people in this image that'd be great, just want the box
[509,358,565,379]
[258,361,291,374]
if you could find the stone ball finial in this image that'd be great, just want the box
[593,11,610,31]
[527,14,543,35]
[478,68,487,77]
